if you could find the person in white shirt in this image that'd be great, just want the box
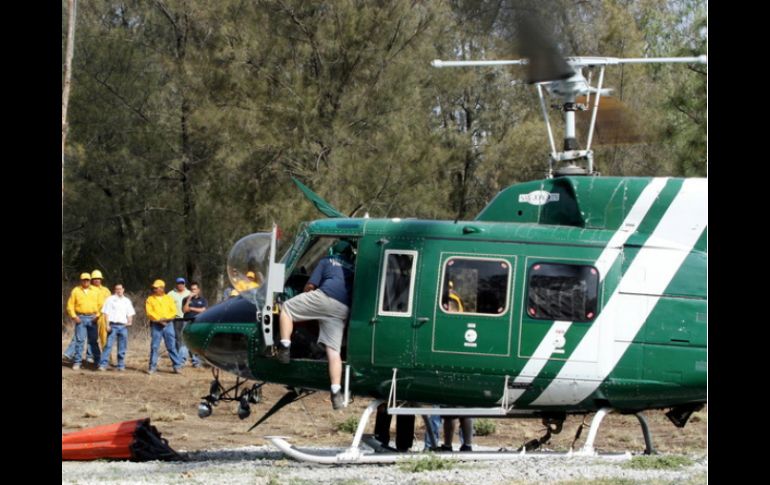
[97,284,136,372]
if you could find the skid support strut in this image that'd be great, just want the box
[575,407,612,455]
[635,412,656,455]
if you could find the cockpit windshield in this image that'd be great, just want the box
[226,232,278,307]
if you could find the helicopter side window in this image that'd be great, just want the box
[526,263,599,322]
[439,258,510,315]
[378,250,418,316]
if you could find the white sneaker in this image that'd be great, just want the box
[72,364,81,370]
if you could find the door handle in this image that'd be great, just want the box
[413,317,429,327]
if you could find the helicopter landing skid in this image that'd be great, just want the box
[265,401,634,464]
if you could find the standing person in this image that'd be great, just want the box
[63,271,104,363]
[374,403,416,452]
[90,269,112,351]
[97,283,135,372]
[65,273,101,370]
[276,240,355,409]
[145,279,184,374]
[168,277,191,365]
[424,415,442,450]
[231,270,261,295]
[441,417,474,452]
[181,281,207,368]
[246,271,262,289]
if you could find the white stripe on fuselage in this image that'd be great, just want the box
[504,178,669,405]
[530,178,707,406]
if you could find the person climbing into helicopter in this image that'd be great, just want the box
[275,239,355,410]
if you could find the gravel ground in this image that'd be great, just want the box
[62,444,707,484]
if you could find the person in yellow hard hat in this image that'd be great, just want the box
[246,271,262,289]
[64,273,101,370]
[145,279,184,374]
[90,270,112,351]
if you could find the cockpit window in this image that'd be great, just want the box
[293,237,337,278]
[280,223,309,269]
[526,262,599,321]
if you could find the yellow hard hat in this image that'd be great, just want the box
[246,271,256,279]
[90,269,103,279]
[79,273,91,280]
[152,279,166,288]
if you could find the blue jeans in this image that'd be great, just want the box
[149,322,183,371]
[71,315,100,365]
[424,415,469,448]
[64,319,95,362]
[99,323,128,369]
[424,415,442,449]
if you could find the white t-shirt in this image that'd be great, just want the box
[101,295,137,324]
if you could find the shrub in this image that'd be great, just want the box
[473,418,495,436]
[623,455,694,470]
[336,416,359,434]
[398,454,454,472]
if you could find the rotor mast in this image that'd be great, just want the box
[431,55,707,177]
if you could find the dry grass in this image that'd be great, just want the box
[153,411,188,422]
[62,333,707,454]
[83,407,103,418]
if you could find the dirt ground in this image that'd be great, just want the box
[61,331,707,455]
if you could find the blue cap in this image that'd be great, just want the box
[176,277,186,284]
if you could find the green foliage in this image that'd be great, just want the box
[336,416,359,434]
[472,418,495,436]
[398,454,455,473]
[622,454,694,470]
[62,0,706,303]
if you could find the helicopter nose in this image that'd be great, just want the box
[182,296,259,379]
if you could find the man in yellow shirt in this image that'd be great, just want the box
[90,270,112,350]
[145,279,184,374]
[65,273,101,370]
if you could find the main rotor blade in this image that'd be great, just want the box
[516,12,574,83]
[292,177,347,218]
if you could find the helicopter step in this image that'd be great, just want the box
[385,368,515,416]
[265,399,635,464]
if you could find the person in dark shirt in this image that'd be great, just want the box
[181,282,208,368]
[276,240,355,409]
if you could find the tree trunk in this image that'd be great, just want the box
[62,0,77,281]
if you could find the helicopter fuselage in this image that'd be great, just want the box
[184,175,706,416]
